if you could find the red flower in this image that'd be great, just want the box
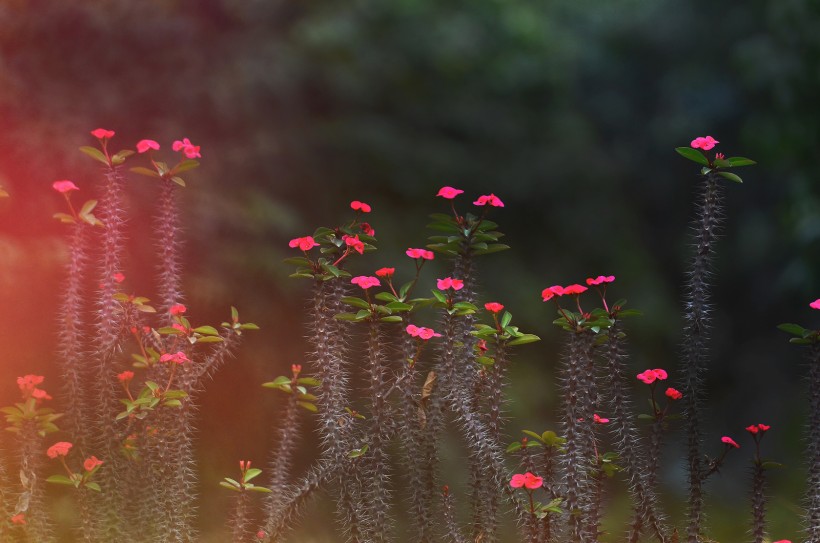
[437,277,464,291]
[257,531,267,539]
[351,276,381,289]
[343,234,365,254]
[406,248,434,260]
[811,299,820,310]
[772,540,792,543]
[53,180,79,193]
[586,275,615,286]
[291,364,302,376]
[473,193,504,207]
[715,153,725,160]
[721,436,739,449]
[350,200,372,213]
[160,351,189,365]
[665,387,682,400]
[690,136,719,151]
[541,285,564,301]
[637,368,668,384]
[17,374,45,392]
[593,413,609,424]
[562,284,588,295]
[113,272,126,283]
[288,236,319,251]
[375,267,395,278]
[484,302,504,313]
[47,441,73,459]
[172,137,201,159]
[10,513,25,525]
[360,222,375,236]
[510,472,543,489]
[757,423,770,432]
[136,139,160,153]
[169,304,187,316]
[476,339,488,352]
[117,371,135,383]
[83,456,103,472]
[91,128,115,139]
[437,186,464,199]
[746,425,759,435]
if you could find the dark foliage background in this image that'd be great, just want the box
[1,0,819,540]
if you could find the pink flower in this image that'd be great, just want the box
[757,423,770,432]
[53,180,79,193]
[289,236,319,251]
[350,200,372,213]
[746,425,759,435]
[417,327,442,340]
[690,136,719,151]
[47,441,73,459]
[665,387,682,400]
[91,128,115,139]
[257,531,267,540]
[17,374,45,392]
[473,193,505,207]
[484,302,504,313]
[113,273,125,283]
[541,285,564,301]
[772,540,792,543]
[510,472,543,489]
[136,139,160,153]
[637,368,668,384]
[562,284,588,295]
[172,323,188,334]
[406,248,434,260]
[344,234,365,254]
[351,276,381,289]
[406,324,421,337]
[721,436,739,449]
[653,368,668,380]
[117,371,135,383]
[437,186,464,199]
[715,153,725,160]
[810,299,820,310]
[31,388,52,400]
[375,267,395,278]
[172,137,201,159]
[437,277,464,291]
[586,275,615,286]
[160,351,189,365]
[593,413,609,424]
[10,513,25,525]
[83,456,103,472]
[360,222,375,236]
[169,304,187,316]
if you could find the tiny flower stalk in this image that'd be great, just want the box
[675,138,755,543]
[221,461,272,543]
[744,424,775,543]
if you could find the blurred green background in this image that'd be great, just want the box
[1,0,819,540]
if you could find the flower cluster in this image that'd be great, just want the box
[350,200,372,213]
[351,276,381,290]
[541,283,588,301]
[436,277,464,291]
[160,351,190,365]
[289,236,319,252]
[690,136,719,151]
[509,472,543,489]
[17,374,52,401]
[406,248,434,260]
[636,368,668,384]
[406,324,441,340]
[172,137,201,159]
[46,441,73,459]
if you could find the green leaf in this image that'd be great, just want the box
[145,381,159,392]
[46,474,75,486]
[386,301,413,312]
[239,323,259,331]
[473,243,510,255]
[163,399,182,408]
[171,177,186,187]
[675,147,709,166]
[246,485,273,493]
[334,312,360,321]
[52,212,76,224]
[506,442,522,453]
[380,316,404,323]
[79,200,98,216]
[348,444,369,458]
[130,166,160,178]
[341,297,371,310]
[297,377,321,387]
[500,311,512,328]
[220,481,241,492]
[727,156,756,167]
[522,430,544,443]
[195,336,223,343]
[777,323,807,337]
[431,290,447,304]
[79,146,110,165]
[717,171,743,184]
[243,468,263,483]
[761,461,784,470]
[111,149,134,165]
[173,159,200,174]
[507,334,541,346]
[297,401,317,413]
[263,376,291,388]
[85,482,102,492]
[374,292,398,303]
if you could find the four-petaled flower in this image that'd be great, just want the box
[289,236,319,252]
[17,374,51,401]
[47,441,73,459]
[437,277,464,291]
[136,139,160,153]
[10,513,26,525]
[91,128,115,140]
[117,371,135,383]
[169,304,187,316]
[593,413,609,424]
[721,436,739,449]
[406,248,434,260]
[437,186,464,199]
[563,284,588,295]
[375,267,395,278]
[665,387,682,400]
[53,180,79,193]
[83,456,104,472]
[160,351,189,365]
[586,275,615,286]
[637,368,668,384]
[810,299,820,310]
[541,285,564,301]
[510,472,543,489]
[344,234,365,255]
[351,275,380,289]
[350,200,372,213]
[406,324,441,340]
[690,136,719,151]
[484,302,504,313]
[172,137,201,159]
[473,193,505,207]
